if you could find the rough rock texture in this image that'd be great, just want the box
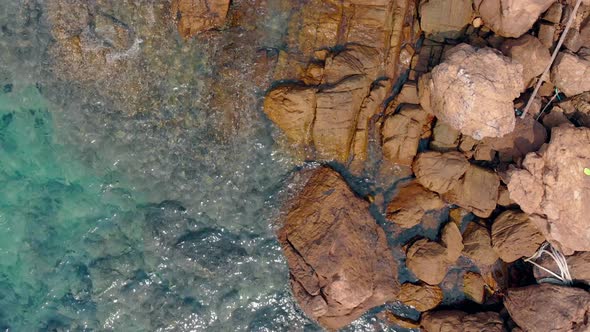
[555,91,590,128]
[421,310,504,332]
[442,222,464,262]
[504,283,590,332]
[398,283,444,312]
[406,239,451,285]
[384,312,421,329]
[463,223,499,267]
[534,251,590,284]
[171,0,230,38]
[483,115,547,162]
[278,167,399,329]
[263,86,315,146]
[491,210,545,263]
[501,34,552,88]
[419,0,474,41]
[443,165,500,218]
[382,105,431,166]
[419,44,523,139]
[463,272,486,304]
[430,121,461,152]
[564,17,590,53]
[551,52,590,97]
[386,182,446,229]
[507,126,590,254]
[265,0,418,167]
[413,151,470,194]
[475,0,556,38]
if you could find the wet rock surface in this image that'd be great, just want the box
[421,310,504,332]
[171,0,231,38]
[278,167,399,330]
[398,282,444,312]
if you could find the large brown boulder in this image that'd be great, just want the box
[507,125,590,254]
[443,165,500,218]
[474,0,556,38]
[406,239,452,285]
[551,52,590,97]
[491,210,545,263]
[413,151,470,194]
[501,34,552,88]
[504,283,590,332]
[421,310,504,332]
[171,0,230,38]
[419,44,523,139]
[278,167,399,330]
[386,181,446,229]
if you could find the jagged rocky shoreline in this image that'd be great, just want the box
[32,0,590,330]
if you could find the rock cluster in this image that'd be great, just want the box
[264,0,590,330]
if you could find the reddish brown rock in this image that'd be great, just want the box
[492,210,545,263]
[483,114,547,162]
[442,222,464,262]
[551,52,590,97]
[278,167,399,330]
[406,239,451,285]
[384,312,420,329]
[382,105,431,166]
[421,310,504,332]
[419,44,523,139]
[474,0,556,38]
[171,0,230,38]
[263,86,315,146]
[462,223,499,267]
[463,272,486,304]
[443,165,500,218]
[507,126,590,254]
[430,121,461,152]
[386,182,446,229]
[419,0,474,41]
[398,283,444,312]
[504,283,590,332]
[413,151,470,194]
[501,34,552,88]
[313,76,372,161]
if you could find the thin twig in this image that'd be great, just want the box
[521,0,584,118]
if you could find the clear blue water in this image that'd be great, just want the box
[0,2,399,331]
